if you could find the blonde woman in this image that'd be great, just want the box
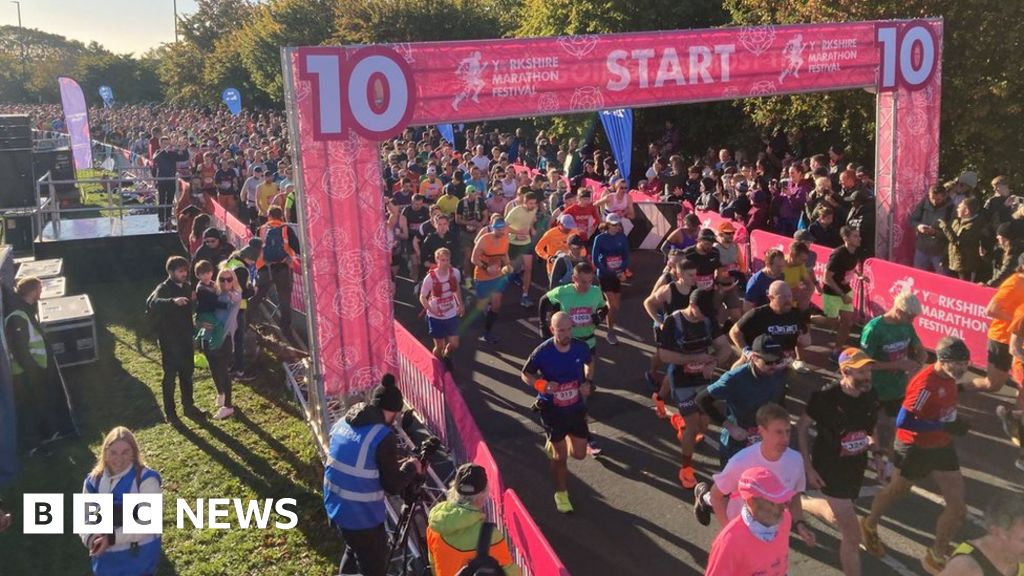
[80,427,161,576]
[198,268,243,419]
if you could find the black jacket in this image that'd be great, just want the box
[151,149,189,179]
[149,277,194,338]
[344,403,419,496]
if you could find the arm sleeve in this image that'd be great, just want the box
[895,408,944,432]
[376,434,418,495]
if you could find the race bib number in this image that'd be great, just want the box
[839,430,870,457]
[436,294,455,312]
[696,275,714,290]
[551,381,581,407]
[513,232,530,243]
[569,307,592,326]
[607,255,623,271]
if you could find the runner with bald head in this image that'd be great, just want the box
[521,311,594,514]
[731,280,810,369]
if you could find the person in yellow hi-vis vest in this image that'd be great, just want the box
[4,277,59,455]
[426,464,519,576]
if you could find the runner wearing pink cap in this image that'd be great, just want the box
[704,466,794,576]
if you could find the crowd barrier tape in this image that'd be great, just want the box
[394,323,449,445]
[502,489,572,576]
[862,258,995,370]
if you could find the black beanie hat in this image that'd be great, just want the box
[370,374,404,412]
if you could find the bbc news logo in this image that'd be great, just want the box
[22,494,298,534]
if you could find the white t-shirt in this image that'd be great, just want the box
[471,155,491,173]
[420,268,462,320]
[713,444,806,521]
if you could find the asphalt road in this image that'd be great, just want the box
[394,250,1024,576]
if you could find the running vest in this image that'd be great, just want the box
[950,542,1024,576]
[5,309,47,375]
[84,466,162,566]
[428,269,459,317]
[323,419,390,530]
[606,193,629,216]
[473,234,509,281]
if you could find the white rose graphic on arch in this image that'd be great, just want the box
[332,346,360,371]
[338,250,377,281]
[749,81,777,97]
[570,87,604,112]
[558,35,599,59]
[321,166,357,199]
[334,290,368,319]
[739,25,776,56]
[351,366,386,393]
[537,93,560,114]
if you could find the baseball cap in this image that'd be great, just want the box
[453,463,487,496]
[838,348,876,370]
[465,184,478,195]
[568,234,586,247]
[751,334,783,362]
[427,166,437,175]
[699,228,717,242]
[558,214,577,229]
[605,213,623,225]
[936,337,970,362]
[491,218,508,230]
[738,467,795,504]
[717,221,736,233]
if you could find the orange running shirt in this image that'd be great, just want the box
[988,274,1024,344]
[473,233,509,281]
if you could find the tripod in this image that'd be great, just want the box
[385,485,432,576]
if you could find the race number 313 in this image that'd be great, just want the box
[299,47,416,140]
[876,21,938,91]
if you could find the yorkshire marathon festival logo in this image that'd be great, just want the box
[21,494,298,534]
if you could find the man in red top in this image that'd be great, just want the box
[860,336,975,574]
[563,189,601,242]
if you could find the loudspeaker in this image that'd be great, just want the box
[0,148,35,208]
[2,209,35,252]
[0,115,31,150]
[33,148,78,201]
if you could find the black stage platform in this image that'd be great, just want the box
[34,214,185,283]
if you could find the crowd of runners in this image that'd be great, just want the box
[398,125,1024,575]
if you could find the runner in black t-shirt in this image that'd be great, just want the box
[797,347,879,576]
[681,229,723,291]
[400,194,432,282]
[730,280,809,365]
[823,225,863,362]
[455,185,487,283]
[657,288,723,489]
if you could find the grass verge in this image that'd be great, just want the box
[0,277,338,575]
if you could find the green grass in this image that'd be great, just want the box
[0,278,338,575]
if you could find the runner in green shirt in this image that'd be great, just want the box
[539,261,607,351]
[859,291,928,482]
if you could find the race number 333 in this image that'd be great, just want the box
[875,21,938,92]
[298,47,416,140]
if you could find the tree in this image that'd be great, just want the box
[178,0,255,53]
[235,0,337,104]
[724,0,1024,182]
[334,0,505,45]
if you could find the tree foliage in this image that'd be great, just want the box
[334,0,504,45]
[724,0,1024,181]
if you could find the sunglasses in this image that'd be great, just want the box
[756,355,783,366]
[218,278,234,284]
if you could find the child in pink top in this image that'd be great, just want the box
[705,467,793,576]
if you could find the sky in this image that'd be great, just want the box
[2,0,200,55]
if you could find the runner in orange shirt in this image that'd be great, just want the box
[471,218,512,344]
[980,255,1024,394]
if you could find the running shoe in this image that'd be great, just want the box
[520,295,535,308]
[624,268,634,279]
[554,491,574,513]
[544,439,557,460]
[509,272,523,288]
[693,482,712,526]
[587,438,602,457]
[678,466,697,490]
[921,548,947,575]
[481,332,500,344]
[606,331,619,345]
[653,393,667,419]
[996,405,1022,447]
[213,406,235,420]
[859,517,886,557]
[791,360,811,373]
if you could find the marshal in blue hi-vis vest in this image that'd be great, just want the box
[84,467,162,576]
[324,420,391,530]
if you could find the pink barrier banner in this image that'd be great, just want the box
[503,490,571,576]
[694,210,749,244]
[473,441,505,517]
[210,200,253,247]
[749,229,849,310]
[443,373,484,461]
[394,323,447,440]
[862,258,994,369]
